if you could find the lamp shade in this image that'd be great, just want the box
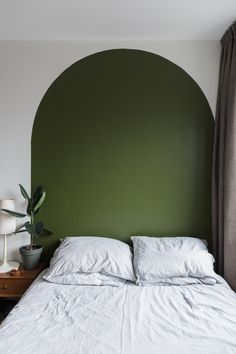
[0,199,16,235]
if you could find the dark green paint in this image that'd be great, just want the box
[32,49,214,261]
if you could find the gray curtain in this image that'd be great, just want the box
[212,22,236,289]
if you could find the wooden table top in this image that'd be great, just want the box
[0,263,46,279]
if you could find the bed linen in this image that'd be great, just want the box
[131,236,217,285]
[44,237,135,285]
[0,271,236,354]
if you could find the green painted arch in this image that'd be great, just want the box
[32,49,214,261]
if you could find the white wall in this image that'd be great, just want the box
[0,40,220,261]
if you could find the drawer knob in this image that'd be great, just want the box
[2,284,8,289]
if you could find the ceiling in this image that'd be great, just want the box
[0,0,235,41]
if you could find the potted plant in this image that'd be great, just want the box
[1,184,52,270]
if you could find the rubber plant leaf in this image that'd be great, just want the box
[25,222,36,236]
[33,192,46,213]
[33,206,41,216]
[15,223,25,232]
[19,184,30,201]
[26,203,33,216]
[0,209,26,218]
[43,228,53,236]
[32,185,44,209]
[15,221,31,233]
[35,221,44,236]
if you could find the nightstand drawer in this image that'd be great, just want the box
[0,278,33,297]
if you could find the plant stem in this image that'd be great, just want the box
[30,214,34,250]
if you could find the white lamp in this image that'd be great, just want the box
[0,199,19,272]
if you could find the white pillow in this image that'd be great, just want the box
[43,236,135,286]
[131,236,218,285]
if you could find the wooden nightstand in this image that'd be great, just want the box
[0,263,46,298]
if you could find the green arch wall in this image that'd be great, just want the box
[32,49,214,260]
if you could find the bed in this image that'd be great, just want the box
[1,236,236,354]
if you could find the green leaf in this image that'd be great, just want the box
[33,192,46,213]
[0,209,26,218]
[32,186,45,210]
[15,224,25,232]
[25,222,36,236]
[19,184,30,201]
[42,228,53,236]
[15,222,31,234]
[26,203,33,216]
[33,207,41,216]
[35,221,44,236]
[15,229,27,234]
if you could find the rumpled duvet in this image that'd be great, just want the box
[0,271,236,354]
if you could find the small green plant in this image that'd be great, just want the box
[1,184,52,250]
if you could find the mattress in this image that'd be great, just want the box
[0,271,236,354]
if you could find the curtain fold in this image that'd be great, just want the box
[212,22,236,289]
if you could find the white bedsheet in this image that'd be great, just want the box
[0,271,236,354]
